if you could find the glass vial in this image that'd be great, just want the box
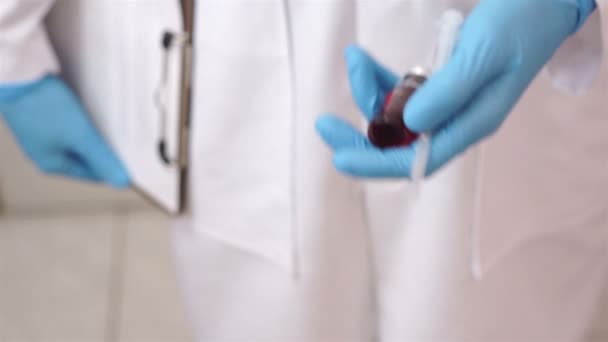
[368,67,428,148]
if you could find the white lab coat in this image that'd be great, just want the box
[2,0,608,340]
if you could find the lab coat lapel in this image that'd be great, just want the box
[188,0,297,272]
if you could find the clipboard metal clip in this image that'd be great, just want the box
[155,30,191,169]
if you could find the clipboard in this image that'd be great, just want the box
[46,0,194,215]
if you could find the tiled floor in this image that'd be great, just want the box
[117,213,193,341]
[0,210,194,342]
[2,210,608,341]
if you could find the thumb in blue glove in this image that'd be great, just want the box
[317,0,596,178]
[0,75,130,188]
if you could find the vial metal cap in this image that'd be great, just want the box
[408,65,430,78]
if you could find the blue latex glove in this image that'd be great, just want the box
[316,0,596,178]
[0,75,130,187]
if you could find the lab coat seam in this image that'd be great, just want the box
[479,224,608,276]
[470,144,485,280]
[192,227,293,272]
[353,1,379,340]
[596,0,608,77]
[360,192,382,342]
[281,0,300,279]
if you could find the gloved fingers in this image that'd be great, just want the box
[38,155,98,182]
[345,45,399,120]
[59,161,99,182]
[49,78,131,188]
[332,147,415,178]
[315,114,371,150]
[315,111,415,178]
[404,25,511,133]
[72,129,131,188]
[424,73,522,175]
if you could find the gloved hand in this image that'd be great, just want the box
[316,0,596,178]
[0,75,130,187]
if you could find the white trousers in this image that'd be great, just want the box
[172,215,608,342]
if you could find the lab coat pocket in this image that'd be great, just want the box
[475,70,608,277]
[189,1,295,271]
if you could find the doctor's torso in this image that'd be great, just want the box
[46,0,608,272]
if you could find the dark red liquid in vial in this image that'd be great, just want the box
[368,73,427,148]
